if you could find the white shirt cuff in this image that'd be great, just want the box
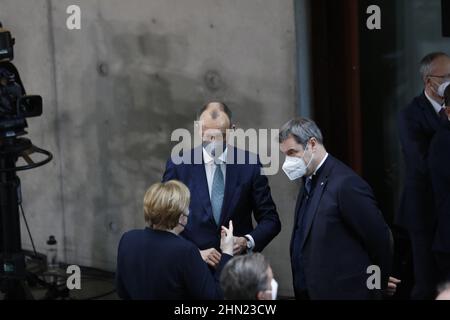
[245,234,255,252]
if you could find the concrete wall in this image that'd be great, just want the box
[0,0,298,296]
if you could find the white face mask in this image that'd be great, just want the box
[438,81,450,99]
[270,279,278,300]
[282,144,314,181]
[203,141,225,157]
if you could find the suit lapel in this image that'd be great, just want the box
[299,156,335,251]
[299,179,328,251]
[290,185,305,254]
[419,93,441,132]
[190,149,214,222]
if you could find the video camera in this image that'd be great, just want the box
[0,22,42,139]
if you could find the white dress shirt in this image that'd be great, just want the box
[305,153,329,183]
[202,147,255,251]
[312,153,329,176]
[425,90,445,115]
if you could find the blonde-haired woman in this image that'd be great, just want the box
[116,180,234,300]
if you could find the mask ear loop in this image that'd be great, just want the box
[429,77,445,99]
[303,140,315,169]
[178,210,189,228]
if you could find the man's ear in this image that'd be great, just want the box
[425,76,433,89]
[310,137,318,150]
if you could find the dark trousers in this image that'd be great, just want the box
[295,289,310,301]
[409,230,438,300]
[435,252,450,284]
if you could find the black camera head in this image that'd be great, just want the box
[0,24,42,139]
[0,21,15,62]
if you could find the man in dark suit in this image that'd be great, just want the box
[429,105,450,284]
[162,102,281,268]
[279,118,396,300]
[397,52,450,299]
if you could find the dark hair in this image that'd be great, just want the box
[197,102,232,123]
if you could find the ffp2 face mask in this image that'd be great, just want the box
[282,144,314,181]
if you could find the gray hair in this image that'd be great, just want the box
[220,253,270,300]
[279,117,323,147]
[420,52,449,81]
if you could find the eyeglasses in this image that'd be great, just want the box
[428,74,450,80]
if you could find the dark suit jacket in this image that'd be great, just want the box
[162,147,281,252]
[397,92,443,231]
[290,155,393,300]
[428,121,450,253]
[116,228,231,300]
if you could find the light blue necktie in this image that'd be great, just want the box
[211,162,225,225]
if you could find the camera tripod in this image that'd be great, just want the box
[0,136,52,299]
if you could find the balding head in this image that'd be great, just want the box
[197,102,233,145]
[199,102,231,128]
[198,102,232,125]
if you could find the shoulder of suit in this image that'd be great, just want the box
[401,94,424,114]
[398,95,429,125]
[119,229,145,244]
[330,159,367,186]
[167,148,201,166]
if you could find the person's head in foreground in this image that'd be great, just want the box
[436,282,450,300]
[144,180,190,234]
[220,253,277,300]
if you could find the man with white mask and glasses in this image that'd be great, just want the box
[279,118,398,300]
[397,52,450,300]
[429,81,450,285]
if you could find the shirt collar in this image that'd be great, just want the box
[203,147,228,164]
[425,90,444,114]
[308,153,329,179]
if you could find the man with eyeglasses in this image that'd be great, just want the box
[397,52,450,300]
[428,82,450,287]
